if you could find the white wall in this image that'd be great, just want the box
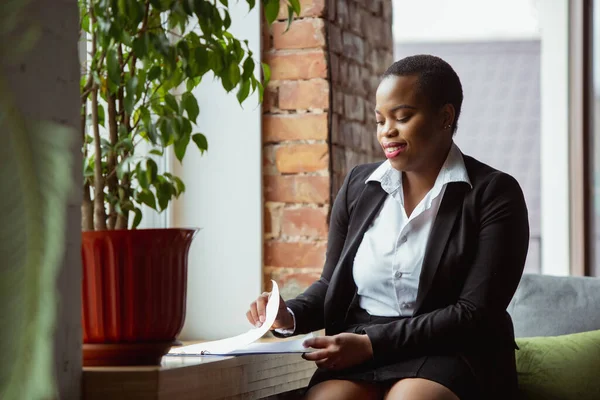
[393,0,539,42]
[171,3,263,340]
[538,0,570,275]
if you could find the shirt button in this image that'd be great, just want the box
[399,235,407,244]
[401,302,410,309]
[395,271,403,279]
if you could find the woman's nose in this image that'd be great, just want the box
[383,124,398,138]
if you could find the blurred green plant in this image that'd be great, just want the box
[0,1,74,399]
[80,0,300,230]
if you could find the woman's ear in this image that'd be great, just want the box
[441,104,456,130]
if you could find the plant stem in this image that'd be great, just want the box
[81,100,94,231]
[115,173,130,230]
[82,181,94,231]
[106,91,118,230]
[89,1,106,230]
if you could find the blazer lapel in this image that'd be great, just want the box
[414,183,468,313]
[324,182,387,329]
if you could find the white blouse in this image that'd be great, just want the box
[352,143,471,317]
[275,143,471,334]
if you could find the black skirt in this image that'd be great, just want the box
[306,308,481,400]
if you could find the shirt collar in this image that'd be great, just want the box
[365,142,472,196]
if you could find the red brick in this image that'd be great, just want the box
[348,2,362,35]
[326,0,336,21]
[273,19,326,50]
[343,31,365,62]
[382,0,393,21]
[330,53,340,84]
[336,0,349,29]
[265,267,323,297]
[333,90,344,114]
[279,79,329,110]
[263,84,278,112]
[275,143,329,173]
[263,144,278,174]
[264,175,330,203]
[366,0,383,15]
[348,62,366,96]
[331,113,340,144]
[265,50,327,80]
[328,24,343,54]
[344,94,365,122]
[282,206,329,238]
[362,12,383,43]
[264,241,326,268]
[264,206,273,236]
[262,14,272,51]
[277,0,326,19]
[263,113,328,142]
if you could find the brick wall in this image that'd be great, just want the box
[329,0,394,195]
[263,0,393,298]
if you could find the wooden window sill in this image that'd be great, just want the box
[82,340,317,400]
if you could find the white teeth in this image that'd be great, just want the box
[386,147,400,153]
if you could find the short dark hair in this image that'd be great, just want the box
[382,54,463,133]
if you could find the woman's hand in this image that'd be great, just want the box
[302,333,374,370]
[246,292,294,330]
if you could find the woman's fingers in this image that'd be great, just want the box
[256,292,269,324]
[303,336,332,349]
[302,349,329,361]
[248,300,260,327]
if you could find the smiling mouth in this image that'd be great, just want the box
[384,143,407,154]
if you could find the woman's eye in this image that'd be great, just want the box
[397,116,410,123]
[376,120,384,125]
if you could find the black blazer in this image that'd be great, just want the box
[283,153,530,397]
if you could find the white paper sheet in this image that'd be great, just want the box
[167,280,312,356]
[167,333,314,356]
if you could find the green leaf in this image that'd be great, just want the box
[164,93,179,112]
[242,56,255,80]
[155,180,173,211]
[286,5,294,31]
[237,79,251,103]
[192,133,208,154]
[150,149,163,156]
[136,190,156,210]
[97,103,105,127]
[81,13,90,32]
[223,11,231,29]
[147,66,161,81]
[146,159,158,184]
[136,162,149,189]
[132,207,143,229]
[264,0,280,24]
[132,34,148,58]
[181,92,199,123]
[173,176,186,195]
[261,62,271,84]
[219,0,228,6]
[107,47,120,86]
[247,0,256,11]
[174,130,191,162]
[289,0,301,15]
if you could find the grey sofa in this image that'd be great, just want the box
[508,273,600,337]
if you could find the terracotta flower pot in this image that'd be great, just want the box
[81,228,197,366]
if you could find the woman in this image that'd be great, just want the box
[247,55,529,400]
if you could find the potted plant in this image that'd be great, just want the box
[79,0,300,366]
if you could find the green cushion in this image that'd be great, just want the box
[516,329,600,400]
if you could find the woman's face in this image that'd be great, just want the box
[375,74,452,173]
